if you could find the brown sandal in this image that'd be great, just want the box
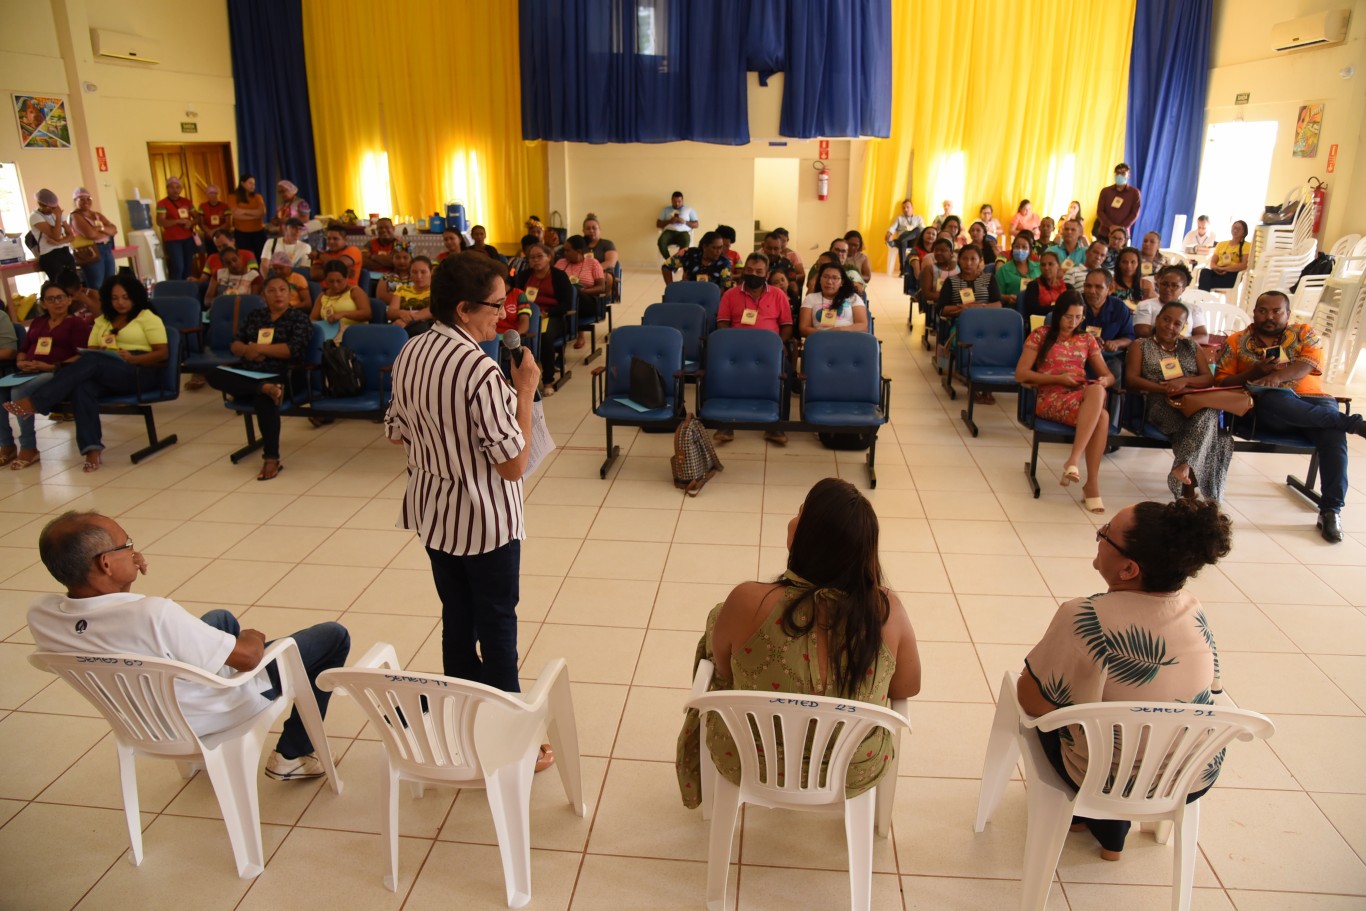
[3,401,33,419]
[0,446,15,467]
[9,450,39,471]
[83,453,101,473]
[257,458,284,481]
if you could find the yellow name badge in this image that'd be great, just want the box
[696,274,709,283]
[322,305,334,320]
[1141,262,1154,275]
[256,328,274,344]
[209,215,221,226]
[102,334,117,348]
[585,251,595,260]
[1159,355,1183,380]
[1086,326,1103,339]
[819,308,838,326]
[960,287,975,304]
[35,336,53,355]
[1111,196,1124,208]
[178,207,190,219]
[740,308,759,326]
[569,275,580,285]
[524,286,538,303]
[1018,278,1030,292]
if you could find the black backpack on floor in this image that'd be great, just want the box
[320,340,364,397]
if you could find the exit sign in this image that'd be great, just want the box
[1234,93,1250,105]
[180,122,198,133]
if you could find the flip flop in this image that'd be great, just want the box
[83,456,101,473]
[1084,496,1105,514]
[535,744,555,773]
[257,459,284,481]
[261,383,284,406]
[1060,465,1081,488]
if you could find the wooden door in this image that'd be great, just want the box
[146,142,234,206]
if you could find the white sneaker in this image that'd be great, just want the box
[264,751,324,781]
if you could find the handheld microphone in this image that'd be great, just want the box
[501,329,526,365]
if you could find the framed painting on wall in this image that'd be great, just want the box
[13,94,71,150]
[1292,103,1323,159]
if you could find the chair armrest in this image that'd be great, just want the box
[180,326,205,335]
[690,659,715,698]
[591,365,606,378]
[351,641,401,671]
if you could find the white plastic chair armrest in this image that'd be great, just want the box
[353,642,401,671]
[690,659,715,700]
[890,697,911,732]
[204,638,296,690]
[520,657,569,712]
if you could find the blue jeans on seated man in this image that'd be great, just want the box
[200,609,351,760]
[26,353,161,455]
[1244,387,1362,513]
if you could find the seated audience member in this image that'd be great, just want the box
[156,178,197,281]
[997,232,1040,309]
[524,215,544,241]
[30,510,350,780]
[715,253,794,445]
[1112,247,1145,302]
[655,191,698,259]
[767,267,797,319]
[886,199,925,275]
[932,199,954,229]
[581,213,617,296]
[1102,226,1129,271]
[1019,497,1230,860]
[362,217,398,272]
[377,243,415,303]
[512,244,575,390]
[1183,215,1217,252]
[1059,201,1085,236]
[310,260,372,332]
[496,285,534,339]
[844,230,874,283]
[938,245,1002,402]
[261,218,311,269]
[2,281,86,471]
[542,227,563,261]
[1134,264,1208,344]
[1014,291,1115,512]
[800,262,868,336]
[919,237,959,312]
[806,238,865,295]
[1064,241,1108,291]
[676,478,922,807]
[269,252,313,310]
[1198,220,1249,292]
[1019,250,1068,320]
[1124,301,1229,500]
[1138,231,1169,277]
[438,227,466,263]
[714,224,740,267]
[55,268,100,320]
[938,214,964,249]
[555,235,606,350]
[507,234,538,278]
[662,231,734,289]
[4,274,168,473]
[1032,216,1056,255]
[69,187,119,291]
[468,224,505,264]
[1079,268,1135,377]
[1010,199,1041,239]
[911,225,938,263]
[271,180,311,235]
[760,232,804,291]
[200,229,259,287]
[205,274,313,481]
[978,204,1003,241]
[386,255,435,335]
[309,224,363,286]
[1048,218,1089,274]
[197,183,230,245]
[774,227,804,275]
[206,249,263,304]
[1215,290,1366,542]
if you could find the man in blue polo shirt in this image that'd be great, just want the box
[1079,268,1134,376]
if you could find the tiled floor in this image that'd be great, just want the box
[2,268,1364,910]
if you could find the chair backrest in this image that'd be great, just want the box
[687,690,909,810]
[206,295,266,352]
[642,302,705,362]
[151,296,202,341]
[954,307,1024,369]
[664,281,722,330]
[603,324,683,398]
[1030,700,1274,821]
[1328,234,1361,258]
[802,330,881,407]
[702,328,783,402]
[29,651,219,757]
[316,666,544,783]
[152,280,199,300]
[1199,300,1253,335]
[340,324,409,396]
[155,330,182,397]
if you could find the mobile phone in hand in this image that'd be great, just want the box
[1264,346,1281,362]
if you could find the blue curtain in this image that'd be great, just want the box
[779,0,890,139]
[1125,0,1212,244]
[227,0,319,214]
[520,0,750,145]
[744,0,787,85]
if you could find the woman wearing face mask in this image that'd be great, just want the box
[1018,251,1068,320]
[800,262,868,336]
[996,232,1041,309]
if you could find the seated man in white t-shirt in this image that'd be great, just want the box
[1133,264,1208,344]
[28,511,350,781]
[1182,215,1217,253]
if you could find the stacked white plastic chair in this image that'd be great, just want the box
[1322,235,1366,382]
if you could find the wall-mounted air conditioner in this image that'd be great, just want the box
[1271,9,1351,52]
[90,29,160,64]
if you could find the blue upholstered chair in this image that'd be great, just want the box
[663,280,722,333]
[952,308,1025,436]
[151,280,199,300]
[696,328,786,429]
[183,295,265,378]
[799,331,890,486]
[96,331,182,463]
[226,323,326,463]
[591,325,685,478]
[306,324,407,419]
[642,302,706,375]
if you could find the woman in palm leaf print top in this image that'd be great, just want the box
[1018,497,1231,860]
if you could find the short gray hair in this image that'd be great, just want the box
[39,511,114,589]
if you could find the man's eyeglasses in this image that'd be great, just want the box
[94,538,134,560]
[1095,524,1139,562]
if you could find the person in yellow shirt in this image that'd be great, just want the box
[310,260,371,331]
[2,274,168,473]
[1197,220,1249,292]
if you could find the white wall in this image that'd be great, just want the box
[1207,0,1366,242]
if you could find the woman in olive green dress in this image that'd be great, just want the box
[677,478,922,804]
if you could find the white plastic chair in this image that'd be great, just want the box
[1329,234,1361,258]
[687,659,911,911]
[317,645,584,908]
[1193,299,1252,336]
[29,639,341,879]
[974,672,1274,911]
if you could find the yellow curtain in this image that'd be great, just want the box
[860,0,1136,272]
[303,0,546,246]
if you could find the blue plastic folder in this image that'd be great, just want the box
[0,374,38,387]
[218,367,279,380]
[613,397,652,413]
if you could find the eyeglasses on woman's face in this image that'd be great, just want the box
[1095,523,1139,562]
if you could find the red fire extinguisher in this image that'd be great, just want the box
[814,161,830,201]
[1308,176,1326,235]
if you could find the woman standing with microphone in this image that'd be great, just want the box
[383,252,553,767]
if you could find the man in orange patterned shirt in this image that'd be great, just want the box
[1215,290,1365,542]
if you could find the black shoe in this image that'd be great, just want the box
[1317,511,1344,543]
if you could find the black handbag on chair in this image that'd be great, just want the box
[628,356,666,410]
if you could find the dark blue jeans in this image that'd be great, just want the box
[164,237,198,281]
[79,240,117,290]
[27,353,160,454]
[1246,388,1360,513]
[200,610,350,759]
[427,539,522,692]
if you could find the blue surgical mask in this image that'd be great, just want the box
[1115,174,1129,186]
[1012,249,1029,263]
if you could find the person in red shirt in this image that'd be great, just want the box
[362,217,397,272]
[496,290,534,337]
[309,224,363,286]
[2,281,88,470]
[199,229,259,287]
[197,184,231,245]
[437,227,466,262]
[715,224,741,267]
[511,244,574,391]
[555,235,606,349]
[715,252,795,446]
[156,177,198,280]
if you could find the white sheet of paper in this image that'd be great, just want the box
[524,400,556,478]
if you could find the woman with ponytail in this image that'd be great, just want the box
[675,478,921,806]
[1018,497,1233,861]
